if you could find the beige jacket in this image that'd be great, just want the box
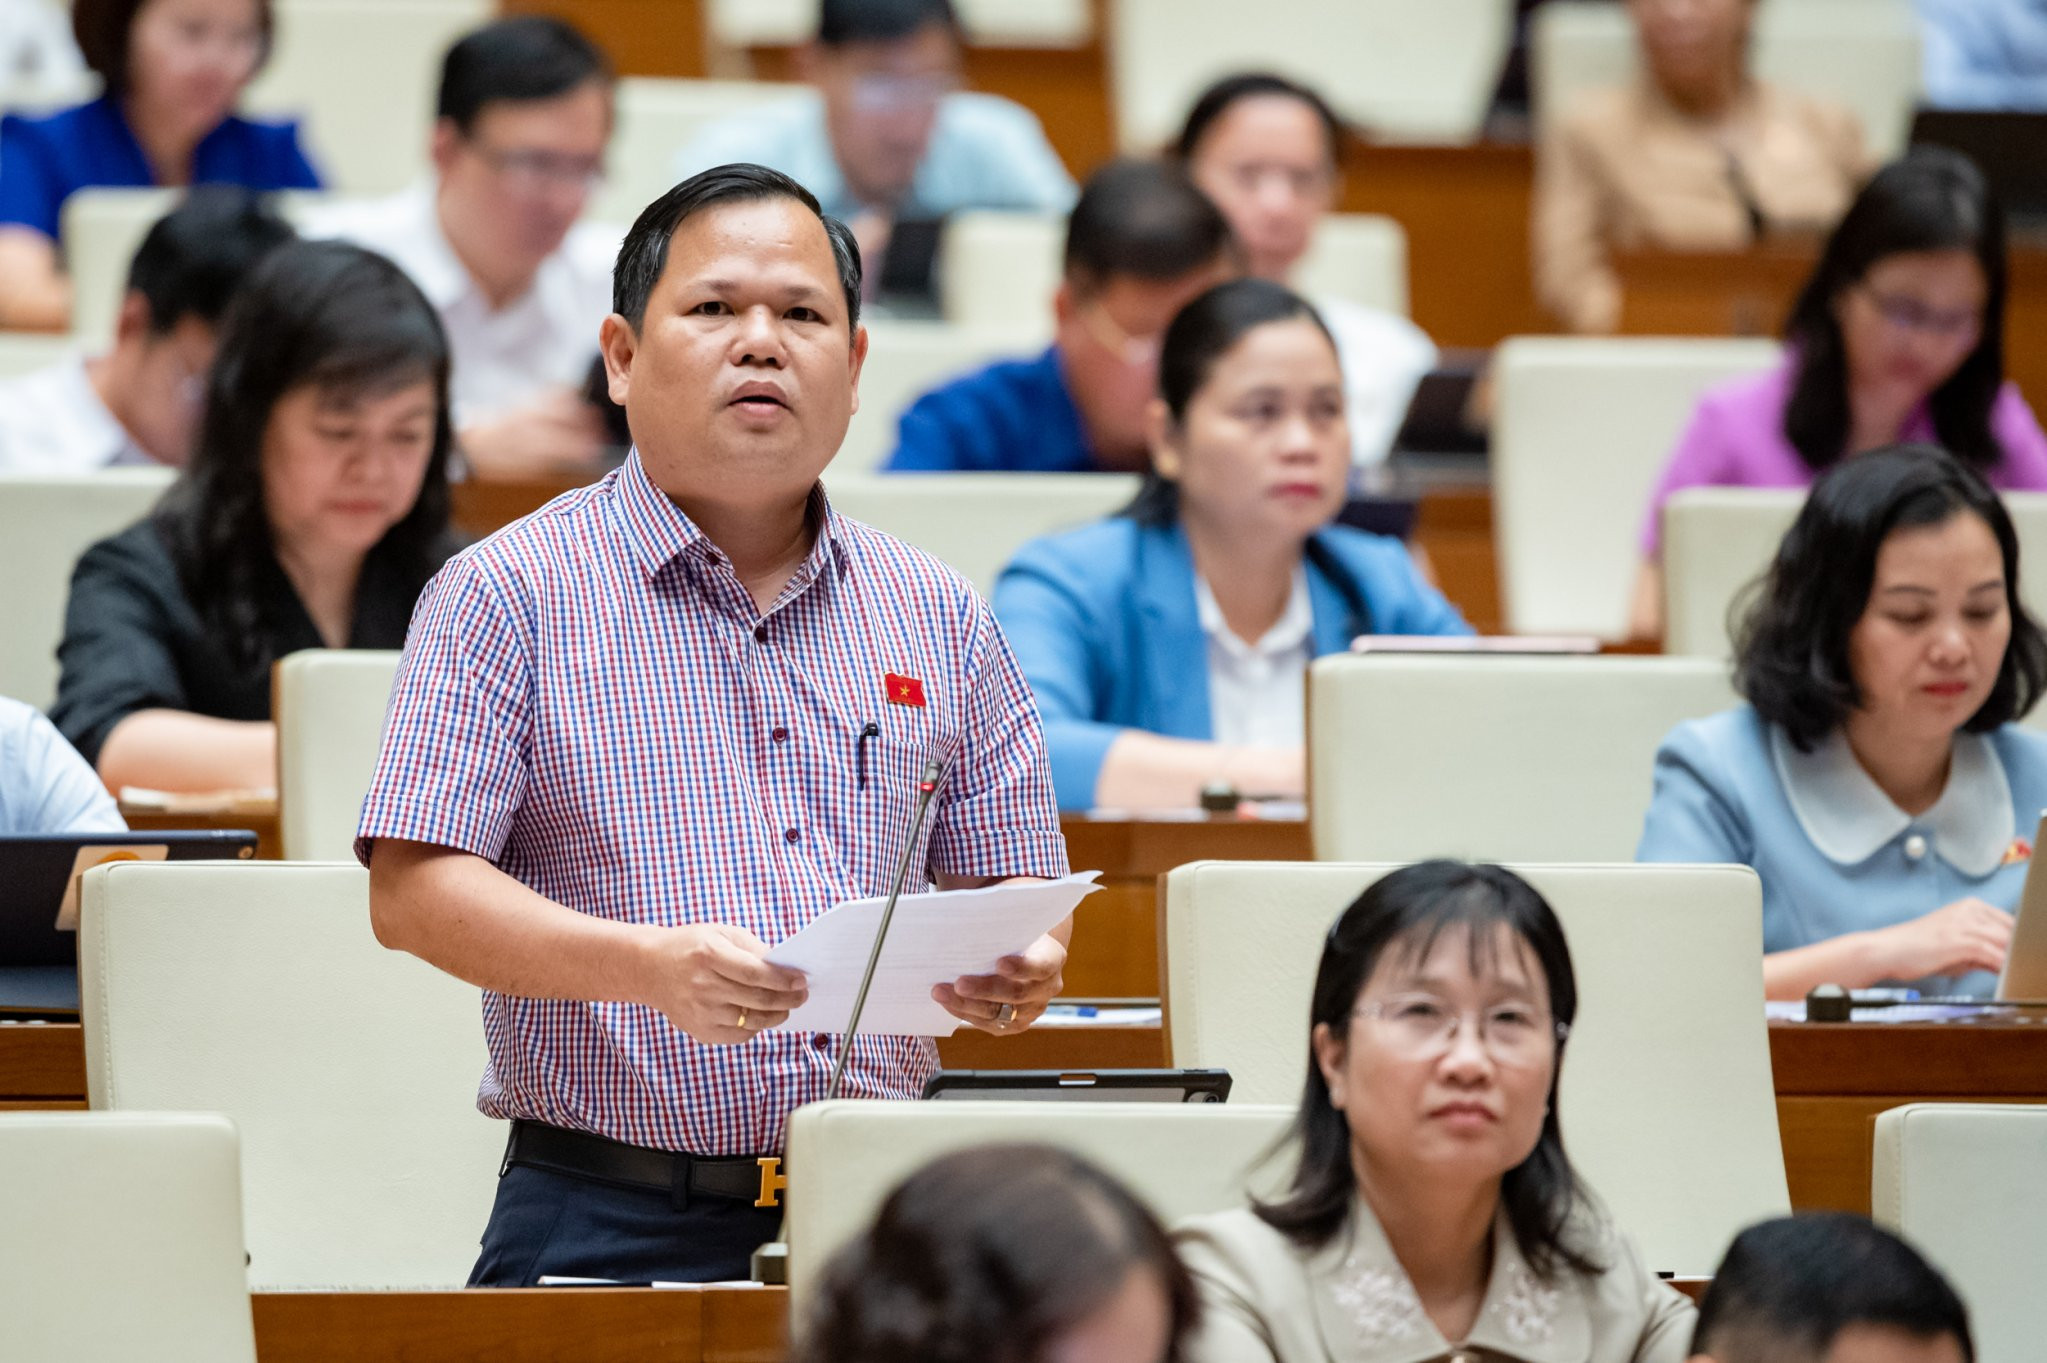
[1532,77,1866,333]
[1175,1205,1695,1363]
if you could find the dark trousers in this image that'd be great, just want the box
[468,1163,784,1286]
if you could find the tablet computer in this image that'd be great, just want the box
[921,1069,1232,1103]
[0,829,258,968]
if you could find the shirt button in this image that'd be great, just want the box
[754,624,768,643]
[771,727,789,743]
[1904,834,1929,861]
[784,827,801,844]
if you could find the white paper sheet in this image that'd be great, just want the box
[765,872,1101,1036]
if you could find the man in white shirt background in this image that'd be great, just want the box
[0,186,292,474]
[306,16,620,479]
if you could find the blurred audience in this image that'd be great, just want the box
[887,158,1234,474]
[0,695,124,835]
[1173,73,1436,465]
[1533,0,1865,334]
[1176,860,1694,1362]
[994,280,1465,812]
[1639,446,2047,1000]
[305,16,619,480]
[1916,0,2047,112]
[674,0,1073,301]
[0,187,292,473]
[1689,1213,1972,1363]
[51,241,458,794]
[793,1145,1197,1363]
[0,0,85,95]
[0,0,319,331]
[1631,147,2047,638]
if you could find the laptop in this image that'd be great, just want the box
[922,1069,1232,1103]
[1996,812,2047,1000]
[0,829,258,1011]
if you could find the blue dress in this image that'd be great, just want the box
[1637,705,2047,996]
[0,96,321,241]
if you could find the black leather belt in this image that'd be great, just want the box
[502,1120,787,1210]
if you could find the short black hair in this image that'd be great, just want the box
[74,0,273,94]
[817,0,960,46]
[1173,72,1347,169]
[125,187,295,335]
[1734,443,2047,750]
[1254,861,1602,1282]
[1063,159,1236,294]
[612,163,862,332]
[437,15,612,135]
[1693,1214,1973,1362]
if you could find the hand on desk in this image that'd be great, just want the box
[647,923,809,1045]
[933,932,1067,1036]
[1877,898,2014,981]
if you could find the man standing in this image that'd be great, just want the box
[306,16,618,478]
[359,164,1071,1285]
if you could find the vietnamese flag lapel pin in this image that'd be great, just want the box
[884,672,927,707]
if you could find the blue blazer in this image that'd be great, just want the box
[992,517,1470,808]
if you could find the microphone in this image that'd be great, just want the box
[825,757,944,1102]
[1804,983,2047,1022]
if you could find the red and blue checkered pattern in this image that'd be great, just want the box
[357,453,1068,1154]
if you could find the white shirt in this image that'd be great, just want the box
[302,183,623,423]
[1194,566,1315,749]
[1317,295,1439,466]
[0,355,152,473]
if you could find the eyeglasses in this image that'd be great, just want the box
[1856,284,1982,342]
[466,140,605,195]
[1351,995,1569,1066]
[1077,302,1163,368]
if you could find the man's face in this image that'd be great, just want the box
[433,81,612,286]
[601,197,868,510]
[1054,260,1234,466]
[123,313,215,465]
[807,23,961,208]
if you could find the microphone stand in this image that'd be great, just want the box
[751,758,944,1285]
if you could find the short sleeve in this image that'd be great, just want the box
[990,539,1126,810]
[354,554,534,865]
[0,111,67,239]
[1636,721,1755,865]
[965,99,1075,212]
[0,702,124,835]
[48,530,194,766]
[1531,107,1621,334]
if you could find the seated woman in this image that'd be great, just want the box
[992,278,1468,812]
[1173,73,1437,465]
[50,239,457,795]
[1638,445,2047,999]
[0,0,321,330]
[1176,860,1694,1363]
[794,1144,1198,1363]
[1629,147,2047,639]
[1533,0,1865,335]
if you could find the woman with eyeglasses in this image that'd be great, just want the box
[1628,147,2047,639]
[1175,860,1693,1363]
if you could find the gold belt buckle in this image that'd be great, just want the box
[755,1156,787,1208]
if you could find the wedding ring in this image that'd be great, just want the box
[735,1008,749,1030]
[995,1003,1016,1028]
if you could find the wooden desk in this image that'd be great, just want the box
[120,799,281,859]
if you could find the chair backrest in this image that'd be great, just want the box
[1492,335,1779,638]
[243,0,494,195]
[79,861,500,1289]
[62,186,178,344]
[0,467,175,709]
[0,330,75,378]
[838,321,1049,471]
[1108,0,1515,149]
[1530,0,1921,158]
[708,0,1093,46]
[1163,860,1786,1276]
[592,76,803,226]
[1293,214,1411,317]
[824,472,1138,596]
[937,211,1062,335]
[276,650,403,861]
[0,1111,256,1363]
[1873,1103,2047,1363]
[1309,653,1738,863]
[784,1100,1293,1302]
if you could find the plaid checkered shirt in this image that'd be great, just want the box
[355,451,1069,1154]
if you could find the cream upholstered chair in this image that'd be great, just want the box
[0,1111,257,1363]
[824,473,1137,595]
[1531,0,1922,158]
[784,1100,1292,1302]
[1308,654,1738,863]
[78,861,500,1289]
[593,76,802,226]
[244,0,493,195]
[62,186,178,343]
[0,467,175,709]
[1109,0,1514,149]
[1161,861,1785,1277]
[0,330,74,378]
[1873,1103,2047,1363]
[276,650,402,861]
[708,0,1092,46]
[937,212,1062,335]
[1294,214,1412,317]
[1492,336,1779,638]
[838,320,1047,470]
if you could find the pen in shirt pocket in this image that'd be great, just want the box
[855,721,880,790]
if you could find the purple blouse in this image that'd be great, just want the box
[1639,355,2047,556]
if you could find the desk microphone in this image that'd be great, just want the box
[1805,984,2047,1022]
[825,757,945,1103]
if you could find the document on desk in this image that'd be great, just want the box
[766,872,1102,1036]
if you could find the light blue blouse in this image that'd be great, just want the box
[1637,706,2047,996]
[0,695,123,836]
